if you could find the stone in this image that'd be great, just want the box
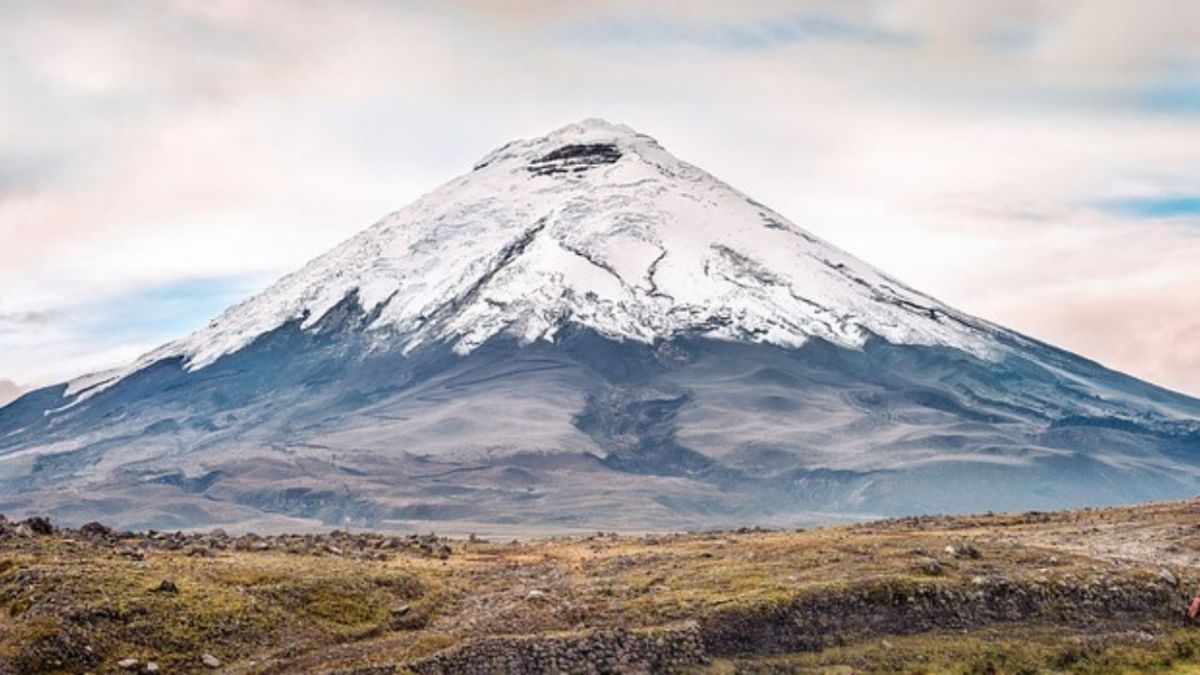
[153,579,179,594]
[25,516,54,535]
[118,658,139,669]
[916,557,944,576]
[1159,568,1179,587]
[119,547,146,561]
[80,521,112,537]
[145,662,160,673]
[956,542,982,559]
[201,653,221,668]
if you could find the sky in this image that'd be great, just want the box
[1,0,1199,397]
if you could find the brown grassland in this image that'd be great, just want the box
[4,499,1200,673]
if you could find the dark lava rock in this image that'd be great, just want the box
[25,516,54,535]
[528,143,622,176]
[80,521,113,538]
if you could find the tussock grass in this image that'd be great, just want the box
[2,499,1199,672]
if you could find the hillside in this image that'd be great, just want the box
[4,499,1200,673]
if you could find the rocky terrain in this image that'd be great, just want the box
[4,499,1200,673]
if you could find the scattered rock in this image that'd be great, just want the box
[25,516,54,535]
[955,542,982,559]
[80,521,112,537]
[1159,568,1179,587]
[118,547,146,561]
[391,604,412,617]
[201,653,221,668]
[408,623,706,673]
[118,658,139,670]
[145,661,160,673]
[916,557,944,576]
[153,579,179,594]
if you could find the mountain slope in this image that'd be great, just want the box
[1,119,1198,532]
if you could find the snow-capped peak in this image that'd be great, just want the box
[106,119,996,391]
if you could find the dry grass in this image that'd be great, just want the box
[2,500,1200,672]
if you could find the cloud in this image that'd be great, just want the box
[0,379,22,407]
[0,311,55,332]
[0,0,1199,397]
[561,12,918,51]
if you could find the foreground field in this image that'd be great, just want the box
[3,500,1200,673]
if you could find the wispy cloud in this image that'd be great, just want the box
[0,310,55,333]
[562,12,918,51]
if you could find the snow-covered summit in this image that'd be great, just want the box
[126,119,994,381]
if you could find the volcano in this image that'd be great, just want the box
[2,119,1198,532]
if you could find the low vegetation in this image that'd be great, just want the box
[2,500,1200,673]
